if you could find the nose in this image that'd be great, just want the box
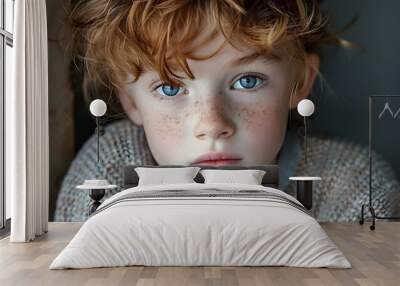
[194,104,235,141]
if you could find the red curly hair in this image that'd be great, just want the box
[69,0,348,96]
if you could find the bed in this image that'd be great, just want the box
[50,165,350,269]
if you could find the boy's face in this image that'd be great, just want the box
[119,33,316,166]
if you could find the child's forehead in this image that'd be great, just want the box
[170,19,276,55]
[189,32,251,60]
[193,40,276,66]
[178,31,281,66]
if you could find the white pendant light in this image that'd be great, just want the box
[297,99,315,117]
[89,99,107,117]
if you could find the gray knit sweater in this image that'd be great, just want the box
[54,120,400,222]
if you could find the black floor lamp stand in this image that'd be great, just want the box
[359,95,400,230]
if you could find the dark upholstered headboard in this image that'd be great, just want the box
[123,165,279,189]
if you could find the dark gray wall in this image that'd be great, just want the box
[312,0,400,178]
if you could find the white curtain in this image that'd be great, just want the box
[7,0,49,242]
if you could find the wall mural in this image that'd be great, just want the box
[48,0,400,223]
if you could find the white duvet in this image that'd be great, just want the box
[50,183,351,269]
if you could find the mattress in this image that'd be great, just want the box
[50,183,351,269]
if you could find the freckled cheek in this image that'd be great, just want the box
[143,111,184,140]
[236,104,288,134]
[235,105,288,156]
[141,111,186,158]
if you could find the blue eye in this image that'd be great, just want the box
[155,84,184,97]
[233,75,263,90]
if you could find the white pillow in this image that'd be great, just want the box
[135,167,201,186]
[200,169,266,185]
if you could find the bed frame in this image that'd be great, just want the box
[123,165,279,189]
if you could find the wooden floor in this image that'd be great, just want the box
[0,222,399,286]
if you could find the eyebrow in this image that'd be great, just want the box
[229,52,281,67]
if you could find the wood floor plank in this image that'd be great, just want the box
[0,222,399,286]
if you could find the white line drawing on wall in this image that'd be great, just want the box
[378,99,394,119]
[377,97,400,119]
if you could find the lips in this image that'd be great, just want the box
[191,152,242,166]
